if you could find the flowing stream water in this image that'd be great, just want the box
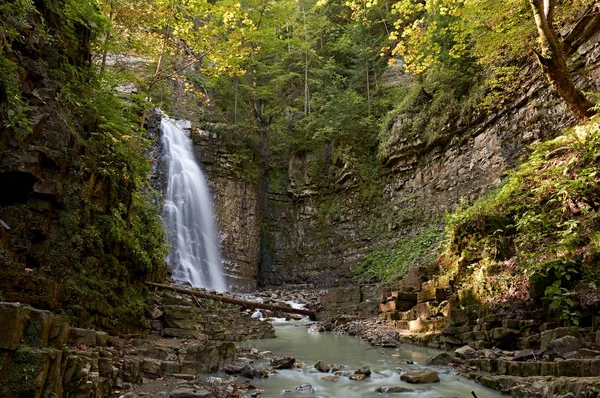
[161,116,227,291]
[235,322,503,398]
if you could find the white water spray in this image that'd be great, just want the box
[161,116,227,291]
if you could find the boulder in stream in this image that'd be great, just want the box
[272,355,296,369]
[314,360,332,372]
[400,369,440,384]
[354,366,372,377]
[293,383,315,394]
[240,364,268,379]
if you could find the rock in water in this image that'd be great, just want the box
[400,369,440,384]
[376,386,414,393]
[354,366,371,377]
[314,360,332,372]
[240,364,268,379]
[425,352,454,366]
[349,373,367,380]
[295,383,315,393]
[271,355,295,369]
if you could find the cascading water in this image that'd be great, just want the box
[161,116,227,292]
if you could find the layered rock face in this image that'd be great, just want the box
[0,293,273,398]
[192,132,262,291]
[255,25,600,287]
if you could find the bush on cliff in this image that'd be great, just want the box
[444,119,600,324]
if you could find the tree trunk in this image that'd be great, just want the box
[529,0,595,123]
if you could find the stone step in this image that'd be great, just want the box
[395,317,447,332]
[417,288,449,303]
[468,358,600,378]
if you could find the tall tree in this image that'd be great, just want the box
[529,0,594,122]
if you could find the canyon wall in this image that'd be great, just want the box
[197,28,600,288]
[192,133,262,291]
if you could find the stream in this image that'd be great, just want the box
[234,321,504,398]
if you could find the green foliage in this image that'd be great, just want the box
[444,120,600,317]
[356,225,443,282]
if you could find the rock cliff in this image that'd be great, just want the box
[194,25,600,289]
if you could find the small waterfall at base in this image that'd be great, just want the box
[161,115,227,292]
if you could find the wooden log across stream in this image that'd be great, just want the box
[146,282,317,320]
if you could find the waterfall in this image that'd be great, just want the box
[161,116,227,292]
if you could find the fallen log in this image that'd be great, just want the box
[145,282,317,320]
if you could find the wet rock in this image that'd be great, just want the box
[455,345,477,360]
[349,373,367,380]
[354,367,371,377]
[314,360,332,372]
[322,375,339,381]
[545,336,582,359]
[425,352,453,366]
[170,388,211,398]
[294,383,315,394]
[400,369,440,384]
[272,355,295,370]
[223,364,243,374]
[240,364,268,379]
[376,386,414,393]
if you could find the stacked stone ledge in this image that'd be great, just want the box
[0,292,275,398]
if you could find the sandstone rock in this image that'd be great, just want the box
[49,315,71,347]
[141,358,162,376]
[513,349,535,362]
[376,386,414,393]
[545,336,582,359]
[23,309,54,347]
[170,388,211,398]
[400,369,440,384]
[69,328,98,348]
[271,355,295,369]
[95,331,109,347]
[97,357,113,378]
[139,346,169,360]
[455,345,477,359]
[540,327,582,350]
[425,352,453,366]
[0,302,30,350]
[161,361,182,375]
[314,360,332,372]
